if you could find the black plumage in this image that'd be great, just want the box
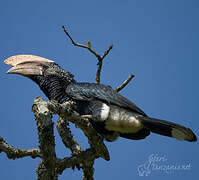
[65,83,147,116]
[5,55,197,142]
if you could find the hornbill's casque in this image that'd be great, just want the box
[4,55,197,142]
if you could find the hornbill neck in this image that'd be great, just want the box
[31,72,76,103]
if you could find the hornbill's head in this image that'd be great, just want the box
[4,55,75,101]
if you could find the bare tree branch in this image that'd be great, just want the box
[101,45,113,60]
[47,100,110,161]
[56,148,97,175]
[0,137,41,159]
[56,117,83,156]
[32,97,58,180]
[2,96,109,179]
[62,26,101,59]
[56,117,86,171]
[115,74,135,92]
[62,26,113,84]
[82,158,95,180]
[37,162,58,180]
[95,45,113,84]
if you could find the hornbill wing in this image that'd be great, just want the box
[65,82,147,116]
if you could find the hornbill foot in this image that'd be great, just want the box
[81,115,93,119]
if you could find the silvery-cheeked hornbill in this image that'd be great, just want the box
[4,55,197,142]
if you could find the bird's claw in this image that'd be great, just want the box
[81,115,93,119]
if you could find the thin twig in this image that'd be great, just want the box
[115,74,135,92]
[101,45,113,60]
[0,137,41,159]
[95,45,113,84]
[62,26,101,59]
[62,26,113,84]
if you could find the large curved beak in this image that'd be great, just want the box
[4,55,54,76]
[6,61,45,76]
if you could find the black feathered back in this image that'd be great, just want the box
[65,82,147,116]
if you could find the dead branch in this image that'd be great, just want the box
[56,117,83,156]
[62,26,113,84]
[56,148,97,175]
[32,97,58,180]
[115,74,135,92]
[82,158,95,180]
[0,137,41,159]
[47,100,110,161]
[30,97,109,179]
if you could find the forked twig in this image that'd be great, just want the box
[62,26,113,84]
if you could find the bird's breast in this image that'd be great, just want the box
[98,103,143,133]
